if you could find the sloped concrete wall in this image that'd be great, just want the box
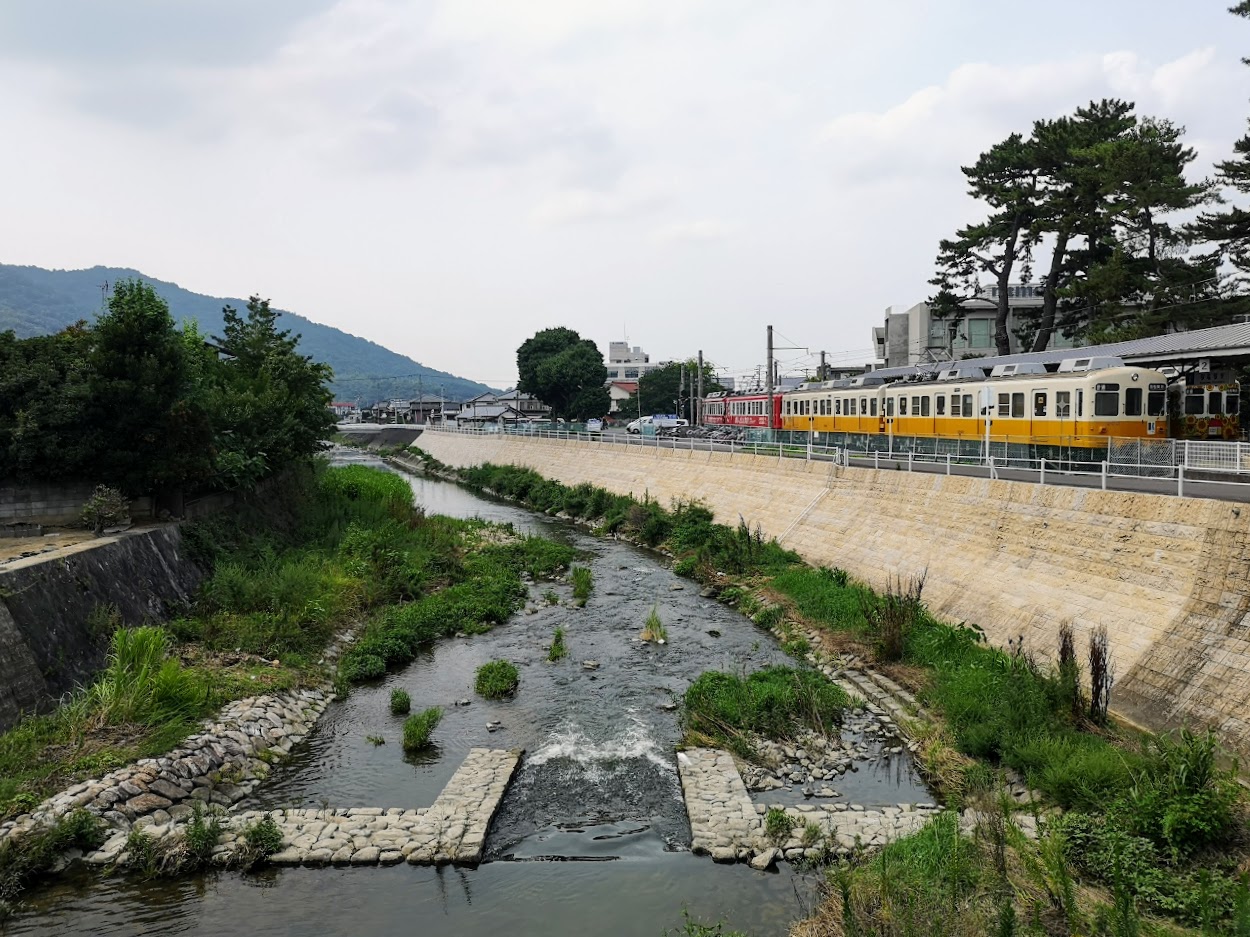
[0,526,205,730]
[417,432,1250,754]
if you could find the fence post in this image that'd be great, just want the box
[1040,459,1045,486]
[874,450,879,471]
[989,456,995,480]
[946,453,951,476]
[908,451,913,472]
[1178,463,1184,498]
[1101,460,1107,491]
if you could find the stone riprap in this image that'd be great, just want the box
[256,748,522,867]
[0,689,330,854]
[678,748,764,864]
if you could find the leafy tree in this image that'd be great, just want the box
[1072,118,1218,341]
[929,133,1041,355]
[1189,3,1250,301]
[0,324,95,481]
[516,327,610,420]
[624,359,723,419]
[87,279,214,496]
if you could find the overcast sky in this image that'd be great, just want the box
[1,1,1247,386]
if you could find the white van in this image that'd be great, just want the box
[626,415,688,434]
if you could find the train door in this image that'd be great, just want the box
[1031,388,1048,446]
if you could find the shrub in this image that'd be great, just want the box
[0,810,106,913]
[641,606,667,643]
[571,566,593,606]
[683,666,851,757]
[389,688,411,715]
[765,807,796,844]
[81,485,129,534]
[184,802,224,866]
[548,627,568,662]
[235,813,284,869]
[403,708,443,752]
[474,660,519,699]
[673,557,698,578]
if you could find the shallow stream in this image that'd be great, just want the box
[5,453,933,936]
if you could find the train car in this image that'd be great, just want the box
[1176,380,1241,440]
[780,358,1170,449]
[702,390,782,430]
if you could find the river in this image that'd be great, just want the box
[4,454,932,936]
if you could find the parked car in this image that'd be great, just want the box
[586,418,603,433]
[626,415,689,434]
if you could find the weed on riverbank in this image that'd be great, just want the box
[571,566,593,606]
[0,810,105,919]
[548,627,568,662]
[683,666,851,758]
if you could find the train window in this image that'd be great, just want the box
[849,398,857,416]
[834,399,840,416]
[1094,388,1119,417]
[910,396,919,414]
[1209,391,1224,416]
[1228,395,1241,415]
[886,397,894,416]
[1125,388,1143,416]
[997,393,1010,417]
[962,394,973,417]
[870,398,878,417]
[920,396,931,416]
[1148,390,1165,416]
[1011,393,1025,418]
[1034,392,1047,417]
[1076,390,1084,418]
[1184,390,1205,415]
[899,396,908,415]
[936,396,946,416]
[1056,391,1070,418]
[861,396,868,415]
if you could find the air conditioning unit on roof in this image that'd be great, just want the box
[1057,356,1124,372]
[989,362,1048,377]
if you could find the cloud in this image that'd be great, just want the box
[532,179,669,226]
[815,49,1233,188]
[651,220,737,243]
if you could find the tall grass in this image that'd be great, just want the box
[683,666,851,757]
[82,627,208,729]
[402,708,442,752]
[571,566,593,607]
[475,660,519,699]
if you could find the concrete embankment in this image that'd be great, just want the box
[415,432,1250,756]
[0,526,205,731]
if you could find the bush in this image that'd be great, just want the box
[235,813,284,869]
[475,660,519,699]
[389,688,411,715]
[184,802,224,866]
[765,807,796,844]
[683,666,851,757]
[403,708,443,752]
[81,485,129,534]
[548,627,568,662]
[571,566,593,607]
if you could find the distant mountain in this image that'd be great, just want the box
[0,264,494,405]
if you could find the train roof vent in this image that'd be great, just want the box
[1057,356,1124,373]
[938,366,986,382]
[989,362,1049,377]
[848,374,887,387]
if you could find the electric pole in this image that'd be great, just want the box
[819,350,827,382]
[696,350,704,426]
[678,363,685,417]
[765,324,774,406]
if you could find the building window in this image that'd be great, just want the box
[624,369,639,379]
[967,319,992,348]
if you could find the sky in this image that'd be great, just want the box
[0,1,1247,387]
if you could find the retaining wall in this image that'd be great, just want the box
[0,526,206,730]
[416,432,1250,755]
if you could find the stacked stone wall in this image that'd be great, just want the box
[416,432,1250,755]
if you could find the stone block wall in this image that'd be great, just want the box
[416,432,1250,756]
[0,481,97,527]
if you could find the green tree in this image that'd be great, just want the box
[516,327,610,421]
[88,280,214,496]
[0,324,95,481]
[624,359,723,419]
[1072,117,1218,341]
[929,133,1041,355]
[210,296,334,487]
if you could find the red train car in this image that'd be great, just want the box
[701,390,782,430]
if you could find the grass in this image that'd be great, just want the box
[548,626,568,662]
[571,566,593,607]
[389,688,411,715]
[543,589,559,606]
[0,810,106,919]
[765,807,796,844]
[682,666,852,758]
[402,708,442,752]
[366,735,385,746]
[641,605,668,643]
[475,660,519,699]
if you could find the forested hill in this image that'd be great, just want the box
[0,264,494,404]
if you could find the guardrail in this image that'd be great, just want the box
[420,425,1250,499]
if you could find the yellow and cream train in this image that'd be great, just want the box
[778,358,1170,449]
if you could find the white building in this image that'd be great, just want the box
[604,342,669,381]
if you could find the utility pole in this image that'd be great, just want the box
[819,350,827,382]
[696,350,704,425]
[678,363,685,417]
[765,324,774,406]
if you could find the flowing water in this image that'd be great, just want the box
[5,452,933,936]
